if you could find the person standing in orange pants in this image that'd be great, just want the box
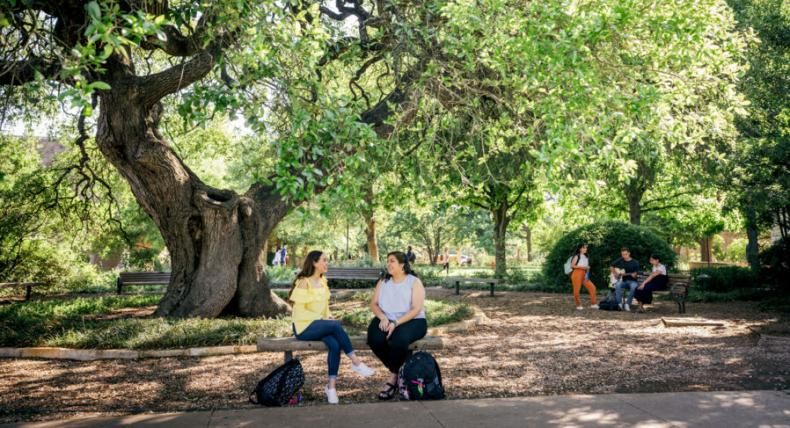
[570,243,598,310]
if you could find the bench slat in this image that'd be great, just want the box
[0,282,46,287]
[447,277,501,296]
[325,267,382,281]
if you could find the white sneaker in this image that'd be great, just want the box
[618,303,624,310]
[590,304,599,310]
[351,362,375,377]
[624,304,631,312]
[576,306,583,310]
[325,387,339,404]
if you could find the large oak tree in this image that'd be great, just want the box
[0,0,434,317]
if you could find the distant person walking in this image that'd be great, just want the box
[569,243,598,310]
[404,246,416,264]
[272,246,282,266]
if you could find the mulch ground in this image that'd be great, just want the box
[1,290,788,423]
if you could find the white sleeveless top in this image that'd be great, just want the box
[378,274,425,320]
[575,254,589,268]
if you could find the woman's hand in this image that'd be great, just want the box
[637,283,645,290]
[379,318,390,331]
[386,321,396,338]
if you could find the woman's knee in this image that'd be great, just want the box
[323,336,340,352]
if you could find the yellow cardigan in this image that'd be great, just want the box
[290,276,330,334]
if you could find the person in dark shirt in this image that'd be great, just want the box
[404,246,416,264]
[610,247,641,311]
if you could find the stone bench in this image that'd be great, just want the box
[446,277,502,297]
[257,335,444,363]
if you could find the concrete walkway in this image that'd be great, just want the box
[4,390,789,428]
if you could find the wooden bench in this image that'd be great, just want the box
[626,272,691,313]
[447,277,502,297]
[257,335,444,363]
[116,272,170,294]
[325,267,384,288]
[0,282,46,300]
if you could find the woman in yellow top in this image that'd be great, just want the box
[289,250,375,404]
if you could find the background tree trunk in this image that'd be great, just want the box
[627,193,642,225]
[699,237,712,264]
[524,225,533,262]
[365,216,379,263]
[362,185,379,263]
[492,201,510,278]
[745,209,761,271]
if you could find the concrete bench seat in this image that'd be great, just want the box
[257,335,444,363]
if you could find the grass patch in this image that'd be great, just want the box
[0,294,472,349]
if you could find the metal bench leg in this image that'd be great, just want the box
[117,278,123,295]
[455,281,460,295]
[489,282,494,297]
[284,351,293,363]
[25,285,32,301]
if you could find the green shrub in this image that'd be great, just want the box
[686,287,766,303]
[691,266,760,292]
[760,237,789,291]
[542,221,677,292]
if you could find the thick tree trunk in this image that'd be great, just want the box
[492,202,510,278]
[96,92,289,318]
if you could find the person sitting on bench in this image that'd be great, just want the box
[610,247,641,312]
[289,250,375,404]
[634,254,669,312]
[367,251,427,400]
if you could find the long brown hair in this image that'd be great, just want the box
[288,250,324,300]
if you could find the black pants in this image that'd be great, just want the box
[367,318,427,374]
[634,275,669,305]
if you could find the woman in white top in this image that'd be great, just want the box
[367,251,427,400]
[569,243,598,310]
[634,254,669,311]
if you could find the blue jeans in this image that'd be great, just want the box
[295,320,354,378]
[616,279,639,307]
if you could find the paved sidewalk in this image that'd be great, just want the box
[4,390,789,428]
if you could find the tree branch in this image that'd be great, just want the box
[0,58,63,86]
[136,51,215,105]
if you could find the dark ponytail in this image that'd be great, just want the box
[384,251,418,280]
[288,250,323,300]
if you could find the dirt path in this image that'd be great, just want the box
[1,291,788,423]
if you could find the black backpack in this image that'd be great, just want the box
[398,351,445,400]
[249,358,305,406]
[597,290,621,311]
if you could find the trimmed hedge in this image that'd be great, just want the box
[760,236,789,290]
[542,221,677,292]
[691,266,759,292]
